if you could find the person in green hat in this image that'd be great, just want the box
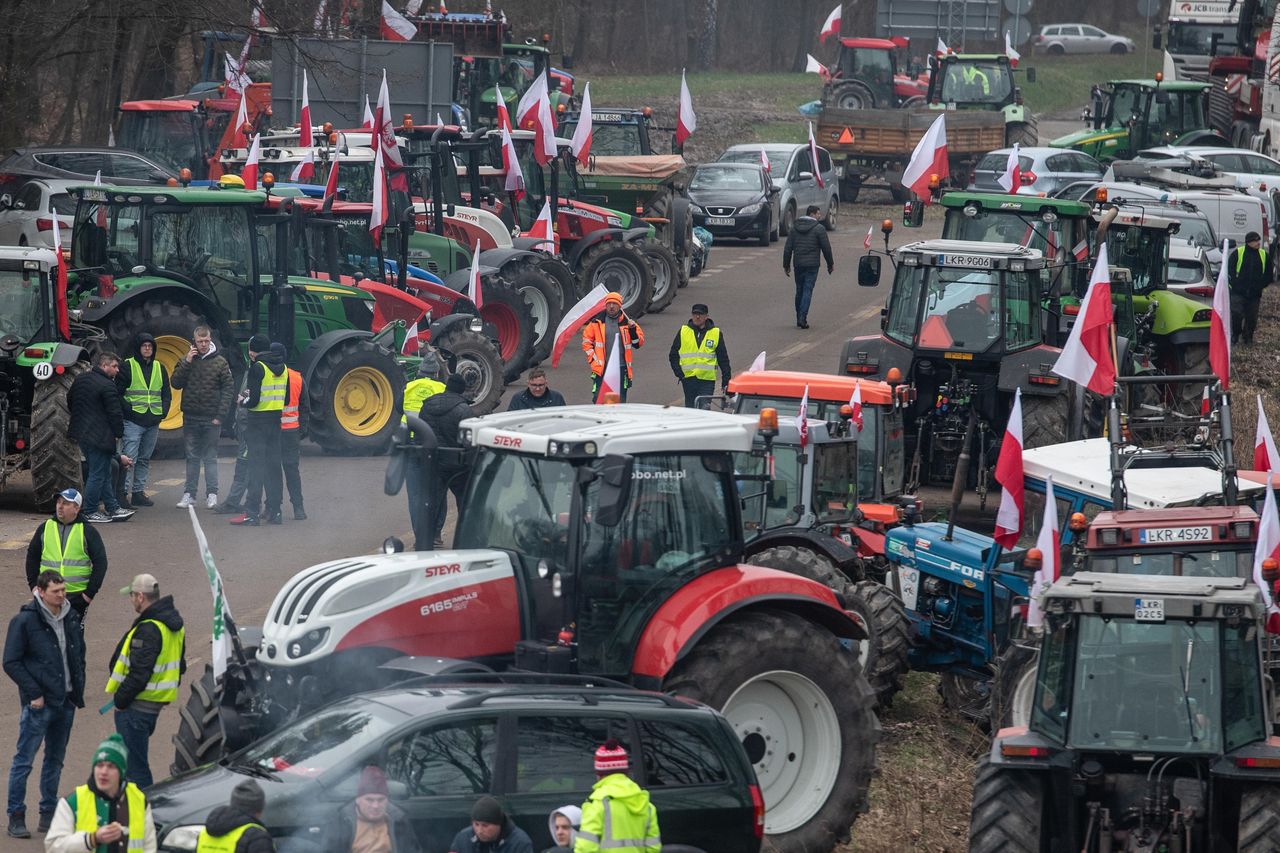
[44,733,156,852]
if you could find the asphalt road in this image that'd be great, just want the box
[0,200,944,810]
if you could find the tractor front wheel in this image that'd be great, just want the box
[30,361,86,508]
[968,756,1043,852]
[170,665,224,775]
[434,328,504,414]
[939,673,992,729]
[578,241,654,319]
[307,338,405,455]
[474,275,535,383]
[502,259,563,365]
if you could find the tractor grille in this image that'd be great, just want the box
[269,560,378,627]
[706,206,736,217]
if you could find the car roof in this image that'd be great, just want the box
[984,147,1088,158]
[332,681,713,719]
[723,143,806,153]
[697,161,762,170]
[1142,145,1278,162]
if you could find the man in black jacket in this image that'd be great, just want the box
[232,335,287,526]
[25,488,108,621]
[1228,231,1270,344]
[782,204,835,329]
[421,375,474,544]
[115,333,171,509]
[69,352,133,523]
[4,571,86,838]
[668,303,732,408]
[325,766,421,853]
[199,779,276,853]
[507,368,566,411]
[449,796,534,853]
[171,325,235,510]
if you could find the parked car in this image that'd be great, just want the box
[969,147,1104,196]
[1033,23,1135,54]
[147,680,763,853]
[1166,240,1216,303]
[688,162,780,246]
[718,143,839,235]
[1135,146,1280,226]
[0,146,175,198]
[0,179,79,248]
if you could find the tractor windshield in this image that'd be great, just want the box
[0,268,47,343]
[942,210,1071,261]
[560,121,648,157]
[839,47,894,82]
[885,265,1040,353]
[1102,223,1168,292]
[1108,84,1146,126]
[1145,90,1207,145]
[938,61,1012,105]
[738,445,805,532]
[312,214,385,281]
[1088,548,1252,578]
[118,110,199,174]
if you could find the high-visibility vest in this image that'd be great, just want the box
[583,318,643,379]
[1234,245,1268,274]
[250,363,287,412]
[962,66,990,95]
[39,519,91,593]
[281,369,304,430]
[575,779,662,853]
[73,782,147,852]
[402,376,446,424]
[677,325,721,380]
[123,358,163,416]
[197,821,266,853]
[105,619,185,704]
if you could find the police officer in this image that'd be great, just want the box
[105,574,185,790]
[668,303,731,408]
[276,344,307,521]
[196,780,275,853]
[1228,231,1270,345]
[574,741,659,853]
[25,488,108,622]
[400,353,447,550]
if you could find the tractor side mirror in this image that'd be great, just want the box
[1152,27,1162,50]
[1025,67,1036,83]
[593,453,634,527]
[858,254,882,287]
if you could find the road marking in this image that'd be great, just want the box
[0,539,25,550]
[777,340,817,359]
[154,478,185,486]
[856,303,881,320]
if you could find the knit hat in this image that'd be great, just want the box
[270,342,287,358]
[446,374,467,394]
[471,795,505,825]
[357,765,389,797]
[604,291,623,307]
[417,349,443,378]
[230,779,266,815]
[92,734,128,775]
[594,739,629,772]
[248,334,271,354]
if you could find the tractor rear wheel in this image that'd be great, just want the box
[939,673,992,729]
[474,275,535,383]
[434,328,504,414]
[502,259,563,365]
[579,241,654,319]
[639,239,680,314]
[665,609,878,853]
[307,338,405,455]
[990,641,1040,731]
[968,756,1043,852]
[1005,122,1039,147]
[170,665,223,775]
[30,361,85,508]
[1021,392,1069,449]
[1239,786,1280,851]
[827,81,876,110]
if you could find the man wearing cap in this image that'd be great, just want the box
[668,303,731,408]
[1228,230,1271,345]
[197,779,275,853]
[232,335,287,526]
[25,488,108,621]
[68,351,134,523]
[4,571,85,839]
[574,740,660,853]
[448,795,533,853]
[105,574,186,790]
[324,765,421,853]
[44,733,157,852]
[274,342,307,521]
[582,292,644,402]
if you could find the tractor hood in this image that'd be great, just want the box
[1051,127,1126,150]
[885,522,995,583]
[559,199,632,229]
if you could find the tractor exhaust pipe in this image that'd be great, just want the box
[944,407,978,541]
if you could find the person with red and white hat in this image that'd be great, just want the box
[574,740,660,853]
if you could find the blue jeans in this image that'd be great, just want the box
[7,699,76,817]
[183,421,221,497]
[80,443,118,514]
[794,268,819,324]
[113,707,158,789]
[121,421,159,495]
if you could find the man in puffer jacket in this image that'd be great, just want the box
[170,325,234,510]
[781,204,835,329]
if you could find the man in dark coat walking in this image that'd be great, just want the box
[68,352,133,523]
[782,204,835,329]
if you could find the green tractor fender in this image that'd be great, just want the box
[18,341,87,369]
[564,226,649,270]
[1172,129,1229,147]
[1145,291,1212,338]
[75,281,238,370]
[295,329,379,392]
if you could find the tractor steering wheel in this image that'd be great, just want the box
[186,250,212,277]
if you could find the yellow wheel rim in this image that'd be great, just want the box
[333,366,394,436]
[153,335,191,432]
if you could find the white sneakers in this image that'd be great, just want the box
[207,493,219,509]
[176,493,195,508]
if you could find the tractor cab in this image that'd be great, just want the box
[927,54,1018,110]
[823,38,922,110]
[220,132,378,201]
[560,109,662,156]
[118,83,271,180]
[1051,78,1212,162]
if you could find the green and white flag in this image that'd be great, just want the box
[188,506,233,681]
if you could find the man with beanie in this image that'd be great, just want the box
[400,354,447,551]
[273,342,307,521]
[115,333,171,509]
[325,765,421,853]
[4,571,85,838]
[232,335,286,526]
[105,573,185,790]
[420,374,474,545]
[581,292,644,402]
[68,351,133,523]
[197,779,275,853]
[1228,230,1271,344]
[25,488,108,622]
[668,303,731,408]
[448,795,533,853]
[44,733,157,852]
[574,741,659,853]
[782,204,834,329]
[172,325,234,510]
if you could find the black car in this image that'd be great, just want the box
[689,162,780,246]
[0,146,175,197]
[148,680,762,852]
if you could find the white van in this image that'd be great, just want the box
[1069,180,1267,246]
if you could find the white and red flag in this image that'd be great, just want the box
[375,70,406,170]
[1072,239,1089,261]
[849,380,864,432]
[50,215,70,340]
[380,1,418,40]
[1257,395,1279,472]
[527,200,557,254]
[402,312,425,355]
[551,284,611,367]
[289,150,316,182]
[232,93,251,149]
[596,333,622,403]
[1052,243,1116,395]
[467,240,483,309]
[997,143,1021,193]
[1201,385,1211,416]
[362,94,374,130]
[516,72,557,165]
[902,113,948,201]
[807,122,825,188]
[993,387,1025,549]
[936,37,951,56]
[863,225,873,249]
[501,125,525,200]
[570,82,593,167]
[370,144,388,247]
[495,84,513,131]
[819,4,842,43]
[676,69,697,147]
[225,52,250,94]
[805,53,827,78]
[241,134,262,189]
[760,148,771,173]
[322,151,340,206]
[747,351,766,373]
[1210,238,1232,389]
[1005,31,1021,67]
[1252,473,1280,633]
[298,70,313,147]
[796,385,811,450]
[1026,475,1061,629]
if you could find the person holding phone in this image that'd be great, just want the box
[170,326,234,510]
[43,733,157,852]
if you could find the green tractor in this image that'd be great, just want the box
[926,53,1038,147]
[69,183,410,456]
[1049,78,1223,162]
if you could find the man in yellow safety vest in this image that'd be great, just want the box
[231,335,286,526]
[44,733,156,852]
[575,740,660,853]
[25,488,108,621]
[668,302,732,408]
[115,333,170,509]
[400,353,447,550]
[196,780,275,853]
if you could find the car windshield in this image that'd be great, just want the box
[1168,257,1207,284]
[236,699,401,780]
[0,268,46,342]
[720,149,789,175]
[1167,22,1237,54]
[939,60,1012,104]
[691,166,762,192]
[118,111,198,174]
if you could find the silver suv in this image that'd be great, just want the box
[718,143,840,235]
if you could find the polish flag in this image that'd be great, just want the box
[467,240,483,309]
[298,70,313,147]
[997,143,1021,194]
[1052,243,1116,395]
[1072,239,1089,261]
[993,387,1025,549]
[796,385,810,450]
[677,69,697,147]
[1253,474,1280,633]
[495,84,513,131]
[1026,475,1061,629]
[596,333,623,403]
[402,312,424,355]
[232,93,251,149]
[501,125,525,200]
[1210,238,1232,389]
[936,37,951,56]
[50,215,70,340]
[807,122,825,188]
[375,70,406,172]
[902,113,948,201]
[863,225,873,249]
[405,0,423,13]
[760,148,771,173]
[370,144,388,247]
[362,95,374,130]
[527,200,557,254]
[849,380,864,432]
[380,1,418,40]
[225,52,250,94]
[551,284,611,367]
[1201,385,1211,416]
[516,73,557,165]
[1005,31,1021,67]
[571,82,593,167]
[1256,395,1279,472]
[747,351,766,373]
[805,53,827,77]
[322,151,340,207]
[819,4,842,44]
[289,150,316,182]
[241,134,262,189]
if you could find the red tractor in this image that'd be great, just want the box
[822,37,929,111]
[117,83,272,180]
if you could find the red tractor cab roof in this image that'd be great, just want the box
[1085,505,1258,551]
[839,37,899,51]
[728,370,895,406]
[120,100,200,112]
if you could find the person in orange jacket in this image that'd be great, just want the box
[581,292,644,402]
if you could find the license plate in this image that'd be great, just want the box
[897,566,920,611]
[1135,598,1165,622]
[1139,526,1212,543]
[940,254,994,269]
[706,217,734,226]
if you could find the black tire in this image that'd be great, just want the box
[502,259,563,365]
[780,202,796,237]
[434,328,504,414]
[748,543,849,589]
[638,239,680,314]
[851,579,911,709]
[900,95,925,110]
[1021,392,1069,449]
[968,755,1043,852]
[473,275,535,383]
[535,256,579,310]
[825,196,839,231]
[653,193,694,289]
[664,610,879,852]
[1047,43,1064,55]
[644,186,677,247]
[990,641,1040,731]
[756,213,771,247]
[1006,122,1039,148]
[1172,342,1211,416]
[170,665,223,775]
[1239,787,1280,851]
[939,673,992,729]
[1110,42,1129,54]
[827,81,876,110]
[578,240,654,319]
[30,360,85,508]
[306,337,406,455]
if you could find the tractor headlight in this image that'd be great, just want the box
[469,316,484,332]
[738,202,763,216]
[287,628,329,659]
[161,825,205,851]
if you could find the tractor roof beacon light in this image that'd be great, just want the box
[179,168,193,187]
[758,407,779,437]
[881,218,893,235]
[1263,557,1280,585]
[1024,548,1043,569]
[1069,512,1089,534]
[886,367,903,385]
[262,172,275,192]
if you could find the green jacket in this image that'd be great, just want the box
[574,774,660,853]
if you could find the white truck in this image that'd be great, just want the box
[1162,0,1241,80]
